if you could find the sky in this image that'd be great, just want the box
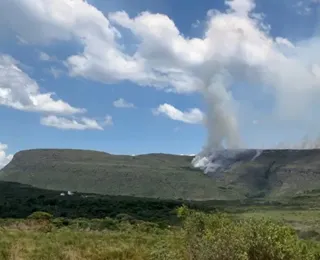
[0,0,320,168]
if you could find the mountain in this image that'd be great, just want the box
[1,148,320,200]
[204,149,320,199]
[0,149,238,200]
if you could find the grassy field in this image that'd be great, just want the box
[2,181,320,259]
[2,205,320,260]
[0,219,184,260]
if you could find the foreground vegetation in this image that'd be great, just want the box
[2,181,320,259]
[1,207,320,260]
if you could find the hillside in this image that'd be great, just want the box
[2,149,320,200]
[218,149,320,198]
[0,149,238,200]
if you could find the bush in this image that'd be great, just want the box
[100,217,118,230]
[27,211,53,220]
[52,217,70,228]
[73,218,91,229]
[179,207,320,260]
[115,213,135,222]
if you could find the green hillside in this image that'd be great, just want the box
[219,149,320,199]
[0,149,240,200]
[2,148,320,200]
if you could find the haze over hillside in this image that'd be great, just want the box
[1,148,320,200]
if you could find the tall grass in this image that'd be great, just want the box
[1,208,320,259]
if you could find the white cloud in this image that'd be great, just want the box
[275,37,295,48]
[0,143,13,169]
[2,0,320,150]
[109,0,320,149]
[0,54,84,114]
[39,51,50,61]
[294,1,314,16]
[103,115,114,126]
[225,0,256,15]
[153,103,204,124]
[40,115,112,130]
[49,67,64,79]
[0,0,147,85]
[39,51,57,62]
[192,20,201,28]
[113,98,135,108]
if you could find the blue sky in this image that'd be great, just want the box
[0,0,320,167]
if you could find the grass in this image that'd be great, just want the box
[0,218,184,260]
[2,205,320,260]
[237,209,320,241]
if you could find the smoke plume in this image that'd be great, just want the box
[3,0,319,175]
[190,0,320,172]
[108,0,320,173]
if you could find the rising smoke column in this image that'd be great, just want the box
[191,0,320,172]
[104,0,320,171]
[1,0,320,173]
[192,0,259,171]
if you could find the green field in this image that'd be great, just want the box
[2,206,320,260]
[1,181,320,259]
[0,218,184,260]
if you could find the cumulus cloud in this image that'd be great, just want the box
[0,143,13,169]
[0,54,84,114]
[113,98,135,108]
[225,0,256,15]
[40,115,112,130]
[153,104,204,124]
[109,0,320,150]
[0,0,147,84]
[2,0,320,151]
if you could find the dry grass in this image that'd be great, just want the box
[0,220,184,260]
[2,208,320,260]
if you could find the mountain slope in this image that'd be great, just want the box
[0,149,239,200]
[2,149,320,200]
[206,149,320,199]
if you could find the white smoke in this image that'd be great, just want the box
[276,136,320,150]
[192,149,261,174]
[190,0,320,173]
[2,0,319,175]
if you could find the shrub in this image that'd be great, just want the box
[179,207,320,260]
[27,211,53,220]
[115,213,135,222]
[100,217,118,230]
[52,217,70,228]
[73,218,91,229]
